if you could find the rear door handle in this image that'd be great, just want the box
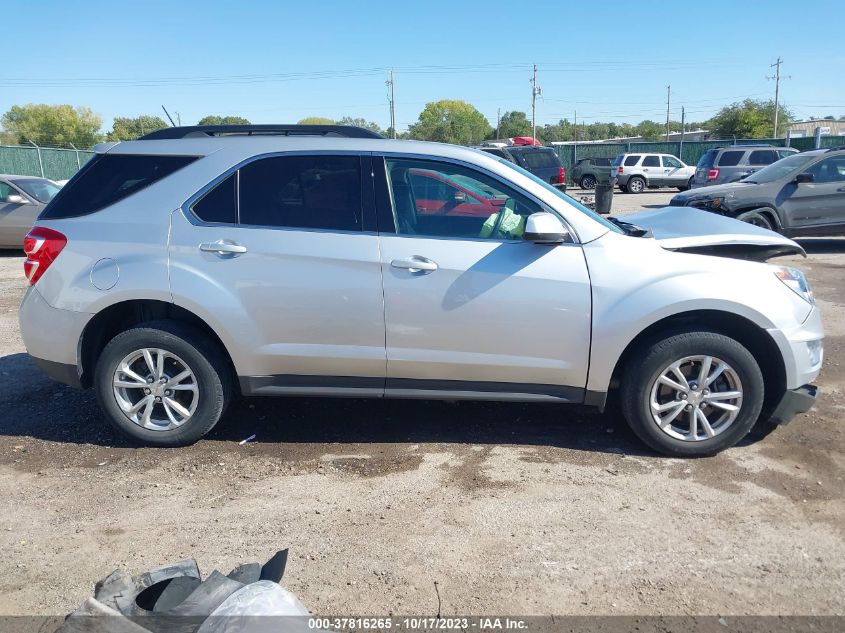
[199,240,248,256]
[391,256,438,273]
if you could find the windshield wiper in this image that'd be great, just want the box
[607,216,651,237]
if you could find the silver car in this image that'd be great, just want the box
[18,125,823,456]
[0,175,61,248]
[692,145,799,188]
[611,153,696,193]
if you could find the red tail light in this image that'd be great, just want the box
[558,166,566,184]
[707,168,720,181]
[23,227,67,285]
[617,166,624,174]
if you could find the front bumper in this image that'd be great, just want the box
[770,384,819,425]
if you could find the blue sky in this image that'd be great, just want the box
[2,0,842,133]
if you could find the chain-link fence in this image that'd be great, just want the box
[0,144,95,181]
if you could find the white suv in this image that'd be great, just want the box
[612,153,695,193]
[18,125,822,456]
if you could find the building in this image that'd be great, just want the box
[787,119,845,138]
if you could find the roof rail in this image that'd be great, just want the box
[825,145,845,152]
[138,124,384,140]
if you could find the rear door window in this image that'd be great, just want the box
[642,156,660,167]
[238,155,362,231]
[748,150,778,165]
[717,151,744,167]
[624,155,641,167]
[41,154,197,219]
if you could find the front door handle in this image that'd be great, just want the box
[199,240,248,256]
[391,256,438,273]
[837,187,845,192]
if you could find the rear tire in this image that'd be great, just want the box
[94,320,232,447]
[620,331,764,457]
[678,177,693,191]
[627,176,645,193]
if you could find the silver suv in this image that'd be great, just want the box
[692,145,799,188]
[19,125,823,456]
[611,153,695,193]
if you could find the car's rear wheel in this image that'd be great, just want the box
[620,331,764,457]
[94,321,232,447]
[736,208,777,232]
[627,176,645,193]
[580,175,597,190]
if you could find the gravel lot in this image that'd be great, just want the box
[0,192,843,617]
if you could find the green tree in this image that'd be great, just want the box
[106,115,168,141]
[707,99,793,138]
[1,104,102,147]
[337,116,384,135]
[297,116,335,125]
[197,115,251,126]
[408,100,491,145]
[635,120,665,141]
[493,111,531,139]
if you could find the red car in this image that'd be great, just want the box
[407,168,508,217]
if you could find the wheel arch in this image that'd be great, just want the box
[78,299,236,390]
[602,309,786,413]
[731,205,782,229]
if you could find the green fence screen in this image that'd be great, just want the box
[0,145,95,181]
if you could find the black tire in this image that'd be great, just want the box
[736,208,777,232]
[678,177,693,192]
[627,176,645,193]
[620,331,764,457]
[580,175,597,190]
[94,320,232,447]
[619,184,629,193]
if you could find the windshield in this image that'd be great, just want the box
[742,153,815,183]
[494,157,624,235]
[14,178,60,203]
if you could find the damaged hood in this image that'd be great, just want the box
[620,206,805,260]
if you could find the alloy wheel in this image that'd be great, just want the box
[112,348,199,430]
[648,355,743,442]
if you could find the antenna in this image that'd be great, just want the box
[161,105,177,127]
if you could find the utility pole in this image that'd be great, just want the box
[386,69,396,139]
[531,64,541,143]
[573,109,577,164]
[679,106,686,160]
[496,108,501,140]
[665,85,671,142]
[769,57,783,137]
[161,105,177,127]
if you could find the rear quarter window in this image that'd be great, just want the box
[697,150,718,168]
[624,155,641,167]
[716,151,744,167]
[41,154,197,219]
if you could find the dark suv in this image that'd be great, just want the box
[693,145,798,188]
[671,147,845,236]
[479,145,566,190]
[570,157,614,189]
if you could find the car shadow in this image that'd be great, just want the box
[0,352,655,457]
[0,249,23,258]
[796,238,845,254]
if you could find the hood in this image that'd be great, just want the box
[621,206,805,261]
[673,181,753,200]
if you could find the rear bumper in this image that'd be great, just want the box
[770,384,818,425]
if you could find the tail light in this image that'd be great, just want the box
[23,227,67,285]
[617,166,624,174]
[707,168,720,181]
[558,166,566,184]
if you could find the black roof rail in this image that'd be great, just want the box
[138,124,384,140]
[825,145,845,152]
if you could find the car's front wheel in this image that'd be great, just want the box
[94,321,232,447]
[736,208,777,232]
[580,175,597,190]
[620,331,764,456]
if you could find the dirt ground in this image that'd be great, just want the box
[0,198,843,617]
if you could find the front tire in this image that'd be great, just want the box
[620,331,764,457]
[94,321,232,447]
[736,208,777,232]
[580,175,597,190]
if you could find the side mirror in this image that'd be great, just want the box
[6,194,27,205]
[524,212,569,244]
[794,173,814,184]
[453,190,467,203]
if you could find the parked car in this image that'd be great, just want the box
[570,157,614,189]
[0,175,61,248]
[611,153,695,193]
[693,145,799,188]
[478,145,567,191]
[20,124,822,457]
[671,146,845,236]
[407,168,507,216]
